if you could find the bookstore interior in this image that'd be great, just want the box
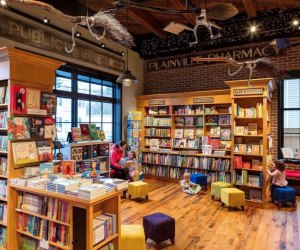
[0,1,300,250]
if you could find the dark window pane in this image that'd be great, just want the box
[56,77,72,91]
[57,70,71,78]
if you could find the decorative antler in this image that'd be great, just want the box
[191,57,283,86]
[6,0,134,52]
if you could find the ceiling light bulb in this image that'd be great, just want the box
[0,0,6,6]
[43,17,49,24]
[293,20,299,26]
[101,43,106,48]
[75,32,81,37]
[121,51,125,56]
[250,26,257,33]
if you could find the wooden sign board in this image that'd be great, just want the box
[148,99,165,106]
[193,97,214,103]
[233,88,264,96]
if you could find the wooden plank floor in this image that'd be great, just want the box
[121,179,300,250]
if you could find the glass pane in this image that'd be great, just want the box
[103,86,113,97]
[56,77,72,91]
[56,70,71,78]
[284,79,300,108]
[103,103,113,122]
[78,100,90,122]
[78,81,90,94]
[91,78,102,84]
[56,98,72,122]
[284,134,300,153]
[91,101,102,122]
[103,123,112,140]
[78,75,90,81]
[284,110,300,131]
[103,80,113,87]
[56,122,71,141]
[91,84,102,96]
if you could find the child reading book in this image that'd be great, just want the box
[267,160,288,199]
[125,151,137,182]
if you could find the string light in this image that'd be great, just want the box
[75,32,81,37]
[292,20,299,26]
[250,25,257,33]
[43,17,49,24]
[0,0,6,7]
[101,43,106,48]
[121,51,125,56]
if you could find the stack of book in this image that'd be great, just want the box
[26,177,48,189]
[78,184,106,199]
[97,178,129,191]
[46,179,79,193]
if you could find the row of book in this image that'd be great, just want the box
[0,136,7,152]
[233,170,262,187]
[174,116,203,127]
[235,123,258,136]
[93,213,116,245]
[17,214,69,246]
[144,117,171,126]
[18,192,70,223]
[0,157,7,177]
[0,204,7,224]
[8,117,56,140]
[174,105,231,115]
[71,143,109,161]
[148,106,169,115]
[234,156,262,170]
[172,138,200,148]
[71,125,106,142]
[145,138,171,148]
[145,128,171,137]
[0,180,6,199]
[233,103,263,118]
[244,190,262,201]
[0,111,7,129]
[142,165,168,177]
[234,144,263,155]
[0,226,6,249]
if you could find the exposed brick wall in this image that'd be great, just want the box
[285,163,300,171]
[143,37,300,158]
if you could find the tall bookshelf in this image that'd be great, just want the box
[137,78,274,208]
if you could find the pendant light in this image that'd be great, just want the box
[116,9,138,87]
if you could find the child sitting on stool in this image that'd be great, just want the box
[267,160,288,200]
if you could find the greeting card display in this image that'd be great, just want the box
[7,117,30,140]
[80,124,91,141]
[41,92,57,114]
[11,85,26,114]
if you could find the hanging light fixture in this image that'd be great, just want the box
[116,9,138,87]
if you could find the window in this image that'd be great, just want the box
[280,78,300,157]
[54,65,121,142]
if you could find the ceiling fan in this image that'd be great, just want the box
[115,1,238,46]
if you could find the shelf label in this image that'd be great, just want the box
[148,99,165,106]
[193,97,214,103]
[233,88,264,96]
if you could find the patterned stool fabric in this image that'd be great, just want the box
[211,182,231,200]
[143,212,175,250]
[272,186,296,209]
[121,225,145,250]
[190,173,208,189]
[221,188,245,211]
[128,181,149,200]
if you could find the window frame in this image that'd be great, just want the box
[54,64,122,142]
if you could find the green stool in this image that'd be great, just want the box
[211,181,231,200]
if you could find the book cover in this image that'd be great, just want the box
[220,140,231,150]
[0,86,6,104]
[248,123,258,135]
[7,117,30,140]
[12,141,38,165]
[252,145,260,155]
[220,129,231,141]
[82,160,100,172]
[98,130,106,140]
[210,139,220,150]
[132,129,140,138]
[206,116,218,125]
[196,116,203,126]
[37,146,53,162]
[26,88,41,109]
[44,125,57,138]
[61,160,76,175]
[71,128,82,142]
[239,144,247,154]
[187,140,196,148]
[234,144,240,153]
[80,124,91,141]
[235,126,248,135]
[245,107,256,118]
[148,107,158,115]
[195,106,204,114]
[71,147,83,160]
[195,128,203,138]
[249,190,262,201]
[184,129,194,139]
[246,145,253,154]
[30,117,45,138]
[218,115,230,125]
[185,117,193,126]
[39,162,53,175]
[173,139,186,148]
[174,129,183,139]
[88,124,99,140]
[11,85,26,114]
[210,127,221,138]
[92,145,98,157]
[202,145,212,155]
[44,117,55,125]
[41,92,57,114]
[174,117,185,126]
[149,139,159,150]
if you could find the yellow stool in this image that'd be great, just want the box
[211,182,231,200]
[121,225,145,250]
[128,181,149,200]
[221,188,245,211]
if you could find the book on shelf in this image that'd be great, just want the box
[41,92,57,115]
[39,162,54,175]
[252,145,260,155]
[187,139,196,148]
[7,116,30,140]
[257,103,263,118]
[213,150,226,156]
[195,106,204,114]
[61,160,76,175]
[12,141,39,165]
[220,140,231,150]
[195,128,203,138]
[220,129,231,141]
[0,111,7,129]
[202,145,212,155]
[172,139,186,148]
[239,144,247,154]
[80,124,91,141]
[210,139,220,150]
[184,129,194,139]
[242,161,251,169]
[148,106,158,115]
[205,106,218,115]
[132,129,140,138]
[26,88,41,110]
[88,124,99,140]
[37,144,53,162]
[98,129,106,140]
[248,123,258,135]
[0,136,7,151]
[249,190,262,201]
[248,174,261,187]
[0,180,7,198]
[44,124,57,139]
[93,218,105,244]
[127,120,142,129]
[185,117,193,126]
[71,127,82,142]
[245,107,257,118]
[11,85,27,114]
[235,126,248,135]
[149,139,160,150]
[242,170,248,185]
[195,116,203,127]
[246,145,253,154]
[206,115,218,125]
[252,159,262,169]
[234,156,243,169]
[210,127,221,138]
[71,147,83,160]
[0,86,6,104]
[218,115,230,125]
[184,106,192,114]
[30,117,45,138]
[158,106,168,114]
[0,157,7,176]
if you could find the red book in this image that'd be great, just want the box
[210,139,220,150]
[79,124,91,141]
[11,85,27,114]
[61,160,76,175]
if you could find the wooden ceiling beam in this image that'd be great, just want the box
[242,0,257,17]
[127,9,165,38]
[171,0,196,25]
[259,0,300,6]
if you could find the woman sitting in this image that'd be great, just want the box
[110,140,130,180]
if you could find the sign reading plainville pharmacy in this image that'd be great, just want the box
[0,13,125,72]
[233,88,264,96]
[147,46,284,71]
[148,99,166,106]
[193,97,214,103]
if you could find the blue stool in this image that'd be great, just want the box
[190,173,208,190]
[272,186,297,209]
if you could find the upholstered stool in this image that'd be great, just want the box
[128,181,149,200]
[143,212,175,250]
[272,186,297,209]
[121,225,145,250]
[221,188,245,211]
[211,182,231,200]
[190,173,208,190]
